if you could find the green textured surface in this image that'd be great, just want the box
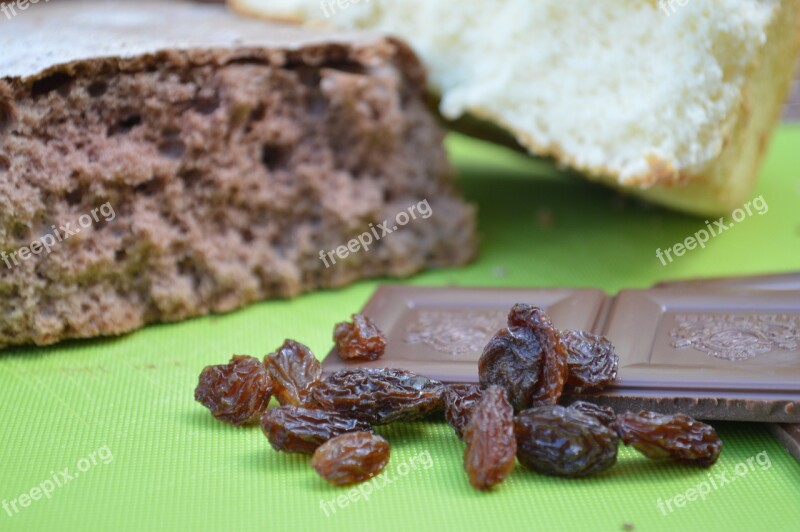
[1,128,800,532]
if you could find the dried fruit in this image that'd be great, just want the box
[311,432,391,486]
[515,405,619,477]
[194,355,272,426]
[312,368,445,425]
[566,401,616,427]
[260,406,372,455]
[560,329,619,393]
[614,411,722,467]
[264,339,321,407]
[463,386,516,490]
[479,304,568,410]
[333,313,387,361]
[443,383,483,439]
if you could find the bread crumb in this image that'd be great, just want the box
[536,208,555,229]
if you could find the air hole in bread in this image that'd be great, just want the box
[249,103,266,123]
[177,257,202,290]
[65,187,84,206]
[0,155,9,172]
[227,57,267,66]
[158,137,186,159]
[0,102,12,133]
[31,71,74,97]
[241,228,255,243]
[92,216,110,232]
[178,168,202,188]
[244,104,267,134]
[134,178,163,196]
[109,114,142,136]
[114,249,127,262]
[261,144,288,171]
[193,96,220,115]
[87,81,108,98]
[323,61,366,76]
[11,223,30,242]
[287,65,322,87]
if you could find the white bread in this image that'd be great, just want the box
[231,0,800,215]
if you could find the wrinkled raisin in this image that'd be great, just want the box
[264,339,321,407]
[560,330,619,393]
[443,383,483,439]
[566,401,616,427]
[515,405,618,477]
[312,368,444,425]
[479,304,568,411]
[463,386,516,490]
[194,355,272,426]
[311,432,390,486]
[260,406,372,454]
[614,411,722,467]
[333,313,387,361]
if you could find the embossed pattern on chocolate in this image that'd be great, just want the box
[670,313,800,361]
[404,309,509,356]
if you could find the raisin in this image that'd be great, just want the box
[566,401,616,427]
[463,386,516,490]
[311,432,391,486]
[515,405,619,477]
[333,313,387,361]
[479,304,568,411]
[312,368,444,425]
[263,339,321,407]
[614,411,722,467]
[443,383,483,439]
[194,355,272,426]
[560,329,619,393]
[260,406,372,455]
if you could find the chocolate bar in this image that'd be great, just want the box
[656,272,800,463]
[321,278,800,424]
[767,424,800,462]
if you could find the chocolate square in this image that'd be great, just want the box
[321,285,608,383]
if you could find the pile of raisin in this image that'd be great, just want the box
[263,339,321,408]
[443,383,483,439]
[514,405,619,477]
[560,330,619,393]
[261,406,372,455]
[565,400,616,427]
[312,368,444,425]
[194,303,724,491]
[614,411,722,467]
[463,386,516,490]
[478,304,568,410]
[311,432,391,486]
[194,355,272,426]
[333,313,387,361]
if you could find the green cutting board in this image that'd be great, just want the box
[1,128,799,532]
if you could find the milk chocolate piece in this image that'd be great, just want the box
[569,288,800,422]
[768,424,800,462]
[655,272,800,461]
[323,283,800,423]
[320,286,607,383]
